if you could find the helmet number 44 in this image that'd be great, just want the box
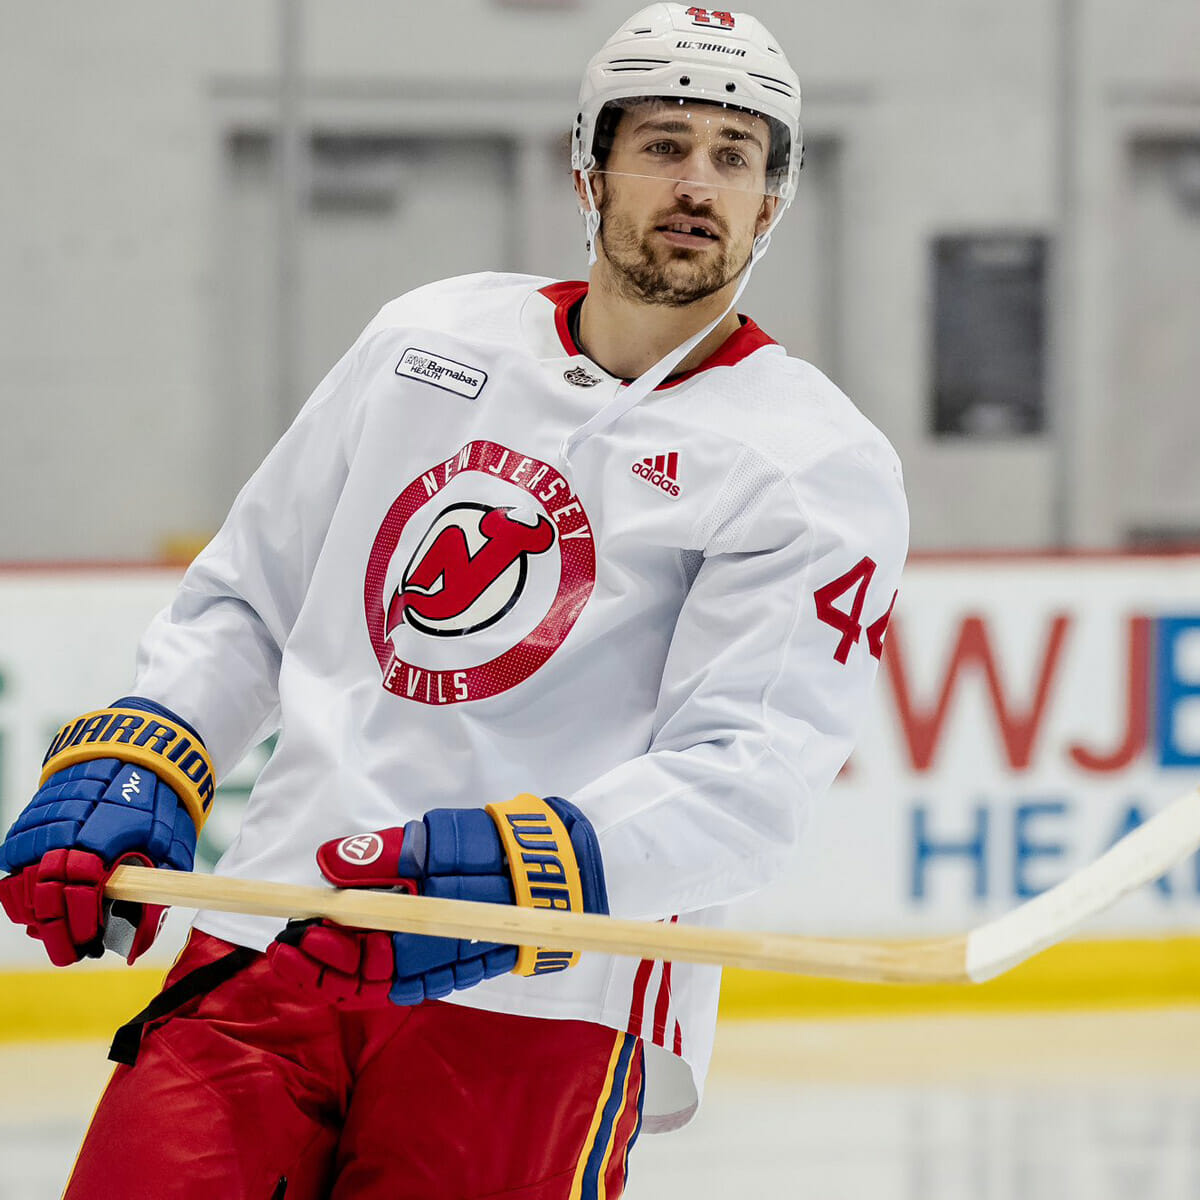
[687,8,736,28]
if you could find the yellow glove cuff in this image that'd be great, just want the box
[485,794,585,977]
[41,707,215,833]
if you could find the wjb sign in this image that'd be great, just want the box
[740,557,1200,937]
[881,611,1200,774]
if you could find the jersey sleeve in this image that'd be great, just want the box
[573,440,909,920]
[130,333,373,779]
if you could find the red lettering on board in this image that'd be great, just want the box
[1067,615,1150,773]
[882,614,1072,772]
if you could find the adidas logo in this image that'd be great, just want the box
[631,452,681,500]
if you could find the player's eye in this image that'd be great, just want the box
[644,140,681,156]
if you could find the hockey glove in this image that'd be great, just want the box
[268,795,607,1006]
[0,698,213,966]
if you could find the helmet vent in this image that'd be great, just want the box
[631,27,653,35]
[747,71,797,98]
[604,61,672,74]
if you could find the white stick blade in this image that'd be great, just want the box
[965,786,1200,982]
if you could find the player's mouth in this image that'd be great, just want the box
[654,218,721,249]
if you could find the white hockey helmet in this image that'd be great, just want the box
[557,9,804,459]
[572,4,804,202]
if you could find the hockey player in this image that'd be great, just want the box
[0,5,907,1198]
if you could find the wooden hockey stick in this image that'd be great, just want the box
[106,785,1200,985]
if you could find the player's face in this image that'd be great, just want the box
[592,101,778,307]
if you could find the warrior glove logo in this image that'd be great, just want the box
[336,833,384,866]
[388,504,556,638]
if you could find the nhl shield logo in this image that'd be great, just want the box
[364,440,596,705]
[564,366,602,388]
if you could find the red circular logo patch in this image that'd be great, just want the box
[337,833,384,866]
[363,440,596,704]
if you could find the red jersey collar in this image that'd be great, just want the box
[538,281,776,390]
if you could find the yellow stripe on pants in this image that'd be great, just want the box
[569,1032,626,1200]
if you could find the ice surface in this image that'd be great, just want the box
[5,1011,1200,1200]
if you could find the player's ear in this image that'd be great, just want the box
[572,169,603,211]
[755,194,779,236]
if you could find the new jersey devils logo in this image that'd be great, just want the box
[387,504,557,638]
[364,440,596,705]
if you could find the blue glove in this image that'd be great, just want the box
[0,698,212,965]
[269,795,608,1005]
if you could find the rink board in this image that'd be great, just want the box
[0,557,1198,1028]
[4,935,1200,1041]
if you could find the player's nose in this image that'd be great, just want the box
[673,172,719,206]
[670,148,722,205]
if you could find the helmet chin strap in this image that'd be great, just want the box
[580,168,603,268]
[561,196,787,463]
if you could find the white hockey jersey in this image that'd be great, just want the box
[132,272,908,1132]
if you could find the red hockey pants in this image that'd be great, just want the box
[64,931,645,1199]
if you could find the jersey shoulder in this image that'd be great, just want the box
[363,272,552,346]
[685,342,902,484]
[680,344,907,558]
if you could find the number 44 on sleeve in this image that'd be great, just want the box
[815,556,898,665]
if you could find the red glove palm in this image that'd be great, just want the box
[268,921,395,1005]
[0,848,162,966]
[266,828,415,1005]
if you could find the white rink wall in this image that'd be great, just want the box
[2,2,1200,559]
[745,554,1200,938]
[1,556,1198,969]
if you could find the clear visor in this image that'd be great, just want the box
[589,97,794,199]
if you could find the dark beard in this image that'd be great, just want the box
[597,190,750,308]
